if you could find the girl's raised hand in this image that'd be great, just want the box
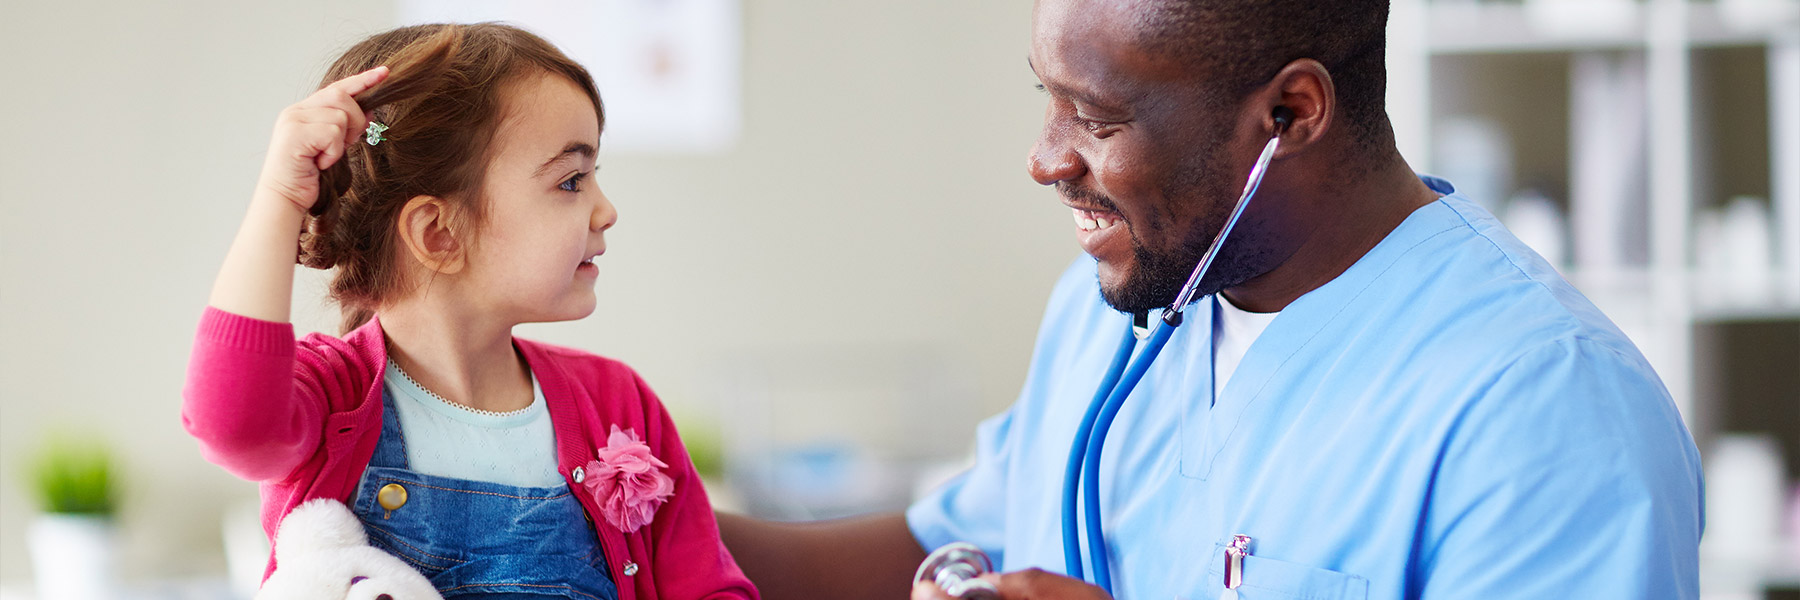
[255,66,390,214]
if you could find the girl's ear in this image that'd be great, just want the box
[397,196,466,274]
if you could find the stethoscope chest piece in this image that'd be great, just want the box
[915,542,1001,599]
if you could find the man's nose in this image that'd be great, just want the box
[1028,119,1086,187]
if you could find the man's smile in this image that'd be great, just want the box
[1068,204,1130,261]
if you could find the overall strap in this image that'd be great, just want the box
[368,387,410,469]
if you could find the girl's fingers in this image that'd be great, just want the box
[303,87,369,149]
[289,104,363,169]
[328,102,367,151]
[296,68,382,147]
[286,110,346,171]
[329,65,390,99]
[261,67,387,205]
[346,116,367,149]
[313,124,347,171]
[315,143,340,171]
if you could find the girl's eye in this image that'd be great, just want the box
[559,171,588,193]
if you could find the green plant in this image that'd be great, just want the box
[684,428,724,480]
[672,412,725,480]
[28,433,116,516]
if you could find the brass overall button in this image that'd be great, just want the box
[378,483,409,511]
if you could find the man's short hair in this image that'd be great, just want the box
[1133,0,1392,150]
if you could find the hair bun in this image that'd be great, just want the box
[296,214,337,269]
[297,146,359,269]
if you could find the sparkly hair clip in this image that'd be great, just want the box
[364,121,389,146]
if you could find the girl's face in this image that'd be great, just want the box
[461,72,614,324]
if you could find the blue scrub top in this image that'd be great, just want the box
[908,178,1703,600]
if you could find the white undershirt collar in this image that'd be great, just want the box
[1211,293,1280,399]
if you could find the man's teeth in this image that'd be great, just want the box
[1072,208,1119,232]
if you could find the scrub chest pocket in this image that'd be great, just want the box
[1198,542,1368,600]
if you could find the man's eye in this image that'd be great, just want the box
[559,172,588,192]
[1077,116,1119,136]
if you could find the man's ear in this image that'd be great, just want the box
[396,196,466,275]
[1258,58,1335,157]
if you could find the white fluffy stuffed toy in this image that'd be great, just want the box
[255,498,443,600]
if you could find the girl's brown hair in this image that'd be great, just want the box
[296,23,604,333]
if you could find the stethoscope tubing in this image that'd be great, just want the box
[1060,324,1139,581]
[1061,121,1289,596]
[1169,131,1288,313]
[1081,319,1178,590]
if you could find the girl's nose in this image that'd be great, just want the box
[592,188,618,232]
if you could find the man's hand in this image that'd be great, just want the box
[910,569,1112,600]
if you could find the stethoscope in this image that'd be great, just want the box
[914,107,1293,598]
[1058,106,1295,596]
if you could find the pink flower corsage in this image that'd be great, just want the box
[581,425,675,533]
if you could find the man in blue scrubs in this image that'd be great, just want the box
[717,0,1704,598]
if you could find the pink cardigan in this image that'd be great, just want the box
[182,307,757,600]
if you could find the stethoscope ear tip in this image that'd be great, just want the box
[1272,106,1296,134]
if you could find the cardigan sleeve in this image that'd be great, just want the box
[634,373,760,600]
[180,307,358,482]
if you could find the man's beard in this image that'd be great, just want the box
[1096,147,1264,314]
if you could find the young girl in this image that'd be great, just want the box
[182,23,756,600]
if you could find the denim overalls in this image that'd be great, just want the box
[350,389,619,599]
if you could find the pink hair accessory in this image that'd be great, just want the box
[581,425,675,533]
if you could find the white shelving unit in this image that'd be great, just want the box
[1390,0,1800,416]
[1388,1,1800,597]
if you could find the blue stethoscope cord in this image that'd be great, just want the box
[1060,109,1291,596]
[1082,316,1179,591]
[1060,323,1139,581]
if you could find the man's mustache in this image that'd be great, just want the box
[1056,182,1120,213]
